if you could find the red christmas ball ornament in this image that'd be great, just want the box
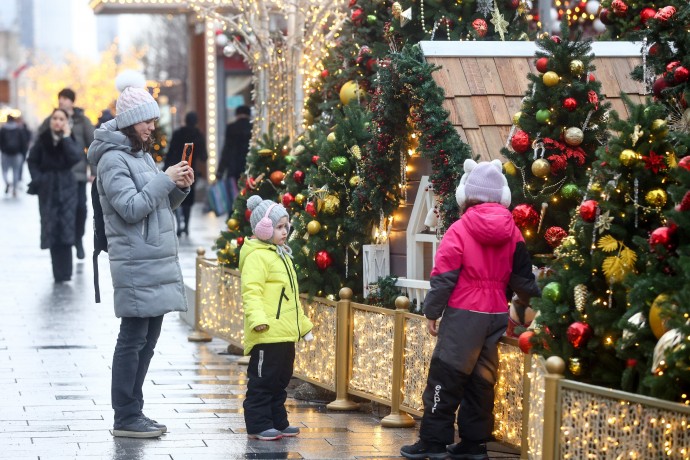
[348,0,357,7]
[599,8,612,24]
[566,321,593,349]
[626,358,637,368]
[676,190,690,212]
[654,6,676,21]
[579,200,598,222]
[588,73,596,82]
[305,201,317,217]
[518,330,535,354]
[311,155,320,165]
[269,170,285,185]
[649,43,660,56]
[678,156,690,171]
[639,7,656,23]
[666,61,681,73]
[282,192,295,207]
[511,130,531,153]
[245,208,252,221]
[544,226,568,248]
[293,170,305,184]
[536,57,549,73]
[611,0,628,16]
[321,69,329,78]
[649,226,675,250]
[512,204,540,229]
[563,97,578,111]
[366,58,377,73]
[351,7,364,23]
[506,0,519,9]
[674,66,689,84]
[472,18,488,37]
[653,77,668,98]
[237,236,245,246]
[314,250,333,270]
[551,35,561,44]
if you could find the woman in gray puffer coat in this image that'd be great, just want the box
[87,71,194,439]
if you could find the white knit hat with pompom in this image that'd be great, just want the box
[115,70,160,128]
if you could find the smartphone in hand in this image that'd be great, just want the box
[182,143,194,166]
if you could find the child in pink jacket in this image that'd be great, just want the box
[401,159,540,460]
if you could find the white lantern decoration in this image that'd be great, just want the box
[215,33,229,47]
[550,8,559,21]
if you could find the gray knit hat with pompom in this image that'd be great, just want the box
[247,195,289,241]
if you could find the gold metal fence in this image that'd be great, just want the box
[193,254,690,459]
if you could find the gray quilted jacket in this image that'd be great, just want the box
[87,119,189,318]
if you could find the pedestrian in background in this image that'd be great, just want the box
[163,111,208,236]
[239,195,314,441]
[217,105,251,207]
[26,109,81,282]
[39,88,95,260]
[1,114,29,197]
[87,71,193,439]
[400,160,540,460]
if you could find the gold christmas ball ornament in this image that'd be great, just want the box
[258,148,274,157]
[569,357,583,376]
[327,132,337,142]
[645,189,667,207]
[569,59,585,75]
[619,149,638,166]
[650,118,668,137]
[503,161,517,176]
[323,194,340,214]
[543,71,560,87]
[349,175,361,187]
[531,159,551,178]
[512,111,522,126]
[649,293,673,339]
[564,127,584,146]
[307,220,321,235]
[294,193,305,206]
[589,182,602,194]
[339,80,362,105]
[226,218,240,230]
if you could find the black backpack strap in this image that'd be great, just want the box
[93,250,101,303]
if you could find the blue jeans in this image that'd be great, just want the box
[1,153,23,190]
[111,315,164,425]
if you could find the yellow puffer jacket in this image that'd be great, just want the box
[239,238,313,355]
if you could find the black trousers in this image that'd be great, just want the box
[418,311,507,446]
[111,315,164,426]
[75,181,86,241]
[243,342,295,434]
[50,244,72,281]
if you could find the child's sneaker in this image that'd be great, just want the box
[400,439,448,459]
[248,428,283,440]
[280,426,300,437]
[446,440,489,459]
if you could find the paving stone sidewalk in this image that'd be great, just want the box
[0,185,520,460]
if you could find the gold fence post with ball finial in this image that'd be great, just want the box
[381,295,415,427]
[188,248,212,342]
[327,287,359,410]
[542,356,565,460]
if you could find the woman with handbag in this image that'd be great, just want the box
[27,108,82,282]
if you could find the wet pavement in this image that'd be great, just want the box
[0,182,520,459]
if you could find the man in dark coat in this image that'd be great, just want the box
[39,88,95,260]
[163,112,208,236]
[217,105,252,211]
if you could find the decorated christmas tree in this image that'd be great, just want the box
[286,105,373,298]
[527,98,680,390]
[501,24,611,257]
[215,126,291,267]
[596,0,661,40]
[388,0,532,42]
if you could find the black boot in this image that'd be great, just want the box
[75,239,85,260]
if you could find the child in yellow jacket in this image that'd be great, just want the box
[239,195,314,441]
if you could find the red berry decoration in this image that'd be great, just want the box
[293,170,305,184]
[305,201,317,217]
[611,0,627,16]
[567,322,593,349]
[639,7,656,23]
[512,204,540,229]
[674,66,689,84]
[237,236,244,246]
[678,156,690,171]
[282,192,295,207]
[511,130,530,153]
[579,200,598,222]
[314,250,333,270]
[563,97,577,111]
[245,208,252,221]
[544,226,568,248]
[536,57,549,73]
[311,155,320,165]
[518,330,535,354]
[472,18,488,37]
[649,226,675,250]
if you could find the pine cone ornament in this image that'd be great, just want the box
[574,284,588,313]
